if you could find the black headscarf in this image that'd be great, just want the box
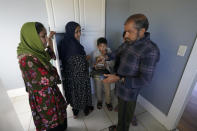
[59,21,86,62]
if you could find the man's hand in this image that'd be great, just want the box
[103,74,120,83]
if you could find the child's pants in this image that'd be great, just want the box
[93,77,111,104]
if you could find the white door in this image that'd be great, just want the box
[79,0,105,54]
[45,0,80,32]
[45,0,105,54]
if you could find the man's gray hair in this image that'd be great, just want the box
[125,14,149,31]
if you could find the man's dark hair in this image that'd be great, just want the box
[125,14,149,31]
[97,37,107,46]
[35,22,45,34]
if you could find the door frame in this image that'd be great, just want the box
[165,35,197,130]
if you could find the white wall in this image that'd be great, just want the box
[0,78,23,130]
[0,0,48,90]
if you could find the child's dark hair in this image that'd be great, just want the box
[35,22,45,34]
[97,37,107,46]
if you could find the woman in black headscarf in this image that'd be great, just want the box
[59,21,93,118]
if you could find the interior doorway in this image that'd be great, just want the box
[177,82,197,131]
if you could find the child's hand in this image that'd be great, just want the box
[94,64,98,69]
[96,56,104,63]
[101,49,107,55]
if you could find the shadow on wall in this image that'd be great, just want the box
[108,31,123,51]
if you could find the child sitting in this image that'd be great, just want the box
[90,37,113,111]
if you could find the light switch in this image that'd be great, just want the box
[177,45,187,56]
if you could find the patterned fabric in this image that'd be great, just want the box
[62,55,92,110]
[112,32,160,101]
[18,55,67,131]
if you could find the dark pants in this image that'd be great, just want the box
[117,97,136,131]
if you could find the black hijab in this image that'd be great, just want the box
[59,21,86,62]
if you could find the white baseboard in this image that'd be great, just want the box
[137,95,170,130]
[7,87,27,98]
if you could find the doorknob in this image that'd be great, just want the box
[81,26,85,31]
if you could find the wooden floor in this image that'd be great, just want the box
[177,83,197,131]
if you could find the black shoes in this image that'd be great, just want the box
[84,106,94,116]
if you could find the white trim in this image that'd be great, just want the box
[138,37,197,130]
[7,87,27,98]
[137,95,167,125]
[52,37,64,95]
[45,0,56,30]
[102,0,106,36]
[137,95,170,130]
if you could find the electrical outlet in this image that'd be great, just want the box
[177,45,187,56]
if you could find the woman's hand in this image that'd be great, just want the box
[48,31,56,39]
[47,31,56,51]
[86,55,91,61]
[103,74,120,83]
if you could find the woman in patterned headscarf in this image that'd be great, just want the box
[17,22,67,131]
[58,21,93,118]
